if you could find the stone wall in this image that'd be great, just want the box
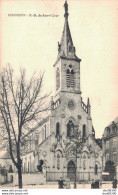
[0,174,7,184]
[8,172,46,186]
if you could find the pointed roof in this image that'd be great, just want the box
[60,1,73,56]
[108,116,118,126]
[55,1,81,65]
[60,16,74,56]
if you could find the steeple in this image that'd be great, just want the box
[57,1,81,62]
[53,1,81,95]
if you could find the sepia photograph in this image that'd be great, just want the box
[0,0,118,193]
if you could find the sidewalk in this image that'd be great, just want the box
[0,182,114,189]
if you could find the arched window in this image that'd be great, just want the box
[106,127,110,135]
[66,65,74,88]
[112,122,117,134]
[95,164,98,175]
[37,160,44,172]
[56,68,60,90]
[83,125,86,138]
[67,120,74,137]
[56,122,60,137]
[8,165,13,173]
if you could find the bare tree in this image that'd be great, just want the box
[0,65,50,188]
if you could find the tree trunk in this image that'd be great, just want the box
[18,164,22,188]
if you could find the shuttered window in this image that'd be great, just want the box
[66,66,74,88]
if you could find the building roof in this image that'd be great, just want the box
[113,116,118,123]
[108,116,118,126]
[103,116,118,138]
[22,115,50,138]
[0,151,11,159]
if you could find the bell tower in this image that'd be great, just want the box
[50,1,93,139]
[53,1,81,99]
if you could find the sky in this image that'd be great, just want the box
[0,0,118,138]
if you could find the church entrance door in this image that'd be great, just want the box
[67,160,76,181]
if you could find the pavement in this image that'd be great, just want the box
[0,182,114,189]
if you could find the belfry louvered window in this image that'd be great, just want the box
[56,68,60,90]
[66,65,74,88]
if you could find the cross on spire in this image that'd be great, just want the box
[64,0,69,19]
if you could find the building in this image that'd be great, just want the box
[102,117,118,178]
[21,1,102,182]
[0,151,13,184]
[0,151,12,167]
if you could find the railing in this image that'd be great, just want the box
[53,99,61,110]
[46,171,102,182]
[81,100,88,113]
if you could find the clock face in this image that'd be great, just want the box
[68,100,75,110]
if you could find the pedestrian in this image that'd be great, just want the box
[58,177,64,189]
[91,180,94,189]
[99,180,102,189]
[112,176,117,188]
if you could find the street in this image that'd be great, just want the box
[0,182,115,189]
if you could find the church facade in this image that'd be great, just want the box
[21,1,102,183]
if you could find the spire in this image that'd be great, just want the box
[87,98,91,117]
[87,98,90,105]
[57,1,80,62]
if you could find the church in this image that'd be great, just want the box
[21,1,102,183]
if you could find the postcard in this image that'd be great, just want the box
[0,0,118,194]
